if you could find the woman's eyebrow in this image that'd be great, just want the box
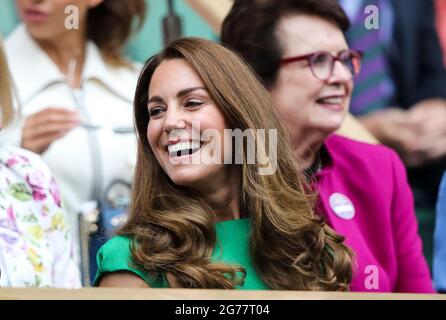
[147,96,163,104]
[177,87,207,98]
[148,87,207,105]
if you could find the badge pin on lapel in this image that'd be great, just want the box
[329,193,355,220]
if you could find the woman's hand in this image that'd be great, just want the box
[21,107,80,154]
[403,99,446,166]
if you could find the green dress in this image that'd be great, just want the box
[93,218,268,289]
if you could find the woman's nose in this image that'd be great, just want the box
[328,60,352,84]
[163,107,187,134]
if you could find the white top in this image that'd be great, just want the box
[0,144,81,288]
[2,24,139,267]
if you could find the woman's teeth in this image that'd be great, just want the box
[168,141,202,157]
[317,97,343,104]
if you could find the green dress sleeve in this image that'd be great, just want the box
[93,235,166,287]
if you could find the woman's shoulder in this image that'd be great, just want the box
[5,24,30,54]
[85,42,141,102]
[1,144,44,160]
[326,134,401,165]
[97,235,134,266]
[0,145,65,218]
[324,135,408,191]
[95,235,164,287]
[99,235,133,254]
[0,145,52,179]
[95,236,135,283]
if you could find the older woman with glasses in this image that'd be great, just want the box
[222,0,434,293]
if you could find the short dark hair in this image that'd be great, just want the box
[221,0,350,87]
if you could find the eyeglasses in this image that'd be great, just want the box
[280,50,363,81]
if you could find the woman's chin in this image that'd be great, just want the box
[25,25,57,42]
[310,105,347,131]
[166,164,224,192]
[311,118,345,136]
[167,168,205,188]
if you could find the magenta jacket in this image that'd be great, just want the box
[315,134,434,293]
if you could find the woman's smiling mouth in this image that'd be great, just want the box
[167,140,203,158]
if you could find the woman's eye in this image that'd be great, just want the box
[149,107,164,117]
[313,54,329,65]
[185,99,204,108]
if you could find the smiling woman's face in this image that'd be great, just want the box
[270,14,353,138]
[147,58,230,191]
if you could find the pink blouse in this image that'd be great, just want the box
[315,135,434,293]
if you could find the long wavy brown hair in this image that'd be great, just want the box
[87,0,146,67]
[122,37,353,290]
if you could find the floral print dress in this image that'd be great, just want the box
[0,145,80,288]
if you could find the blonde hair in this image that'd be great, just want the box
[0,35,14,127]
[124,38,353,290]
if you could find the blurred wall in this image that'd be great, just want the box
[0,0,217,62]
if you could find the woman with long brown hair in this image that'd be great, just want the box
[1,0,146,277]
[95,38,353,290]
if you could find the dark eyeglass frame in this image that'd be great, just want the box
[280,49,364,80]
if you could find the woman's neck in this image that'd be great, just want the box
[201,169,241,222]
[34,29,87,88]
[292,128,329,170]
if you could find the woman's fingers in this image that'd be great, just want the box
[21,107,80,154]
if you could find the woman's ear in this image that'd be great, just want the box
[88,0,104,9]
